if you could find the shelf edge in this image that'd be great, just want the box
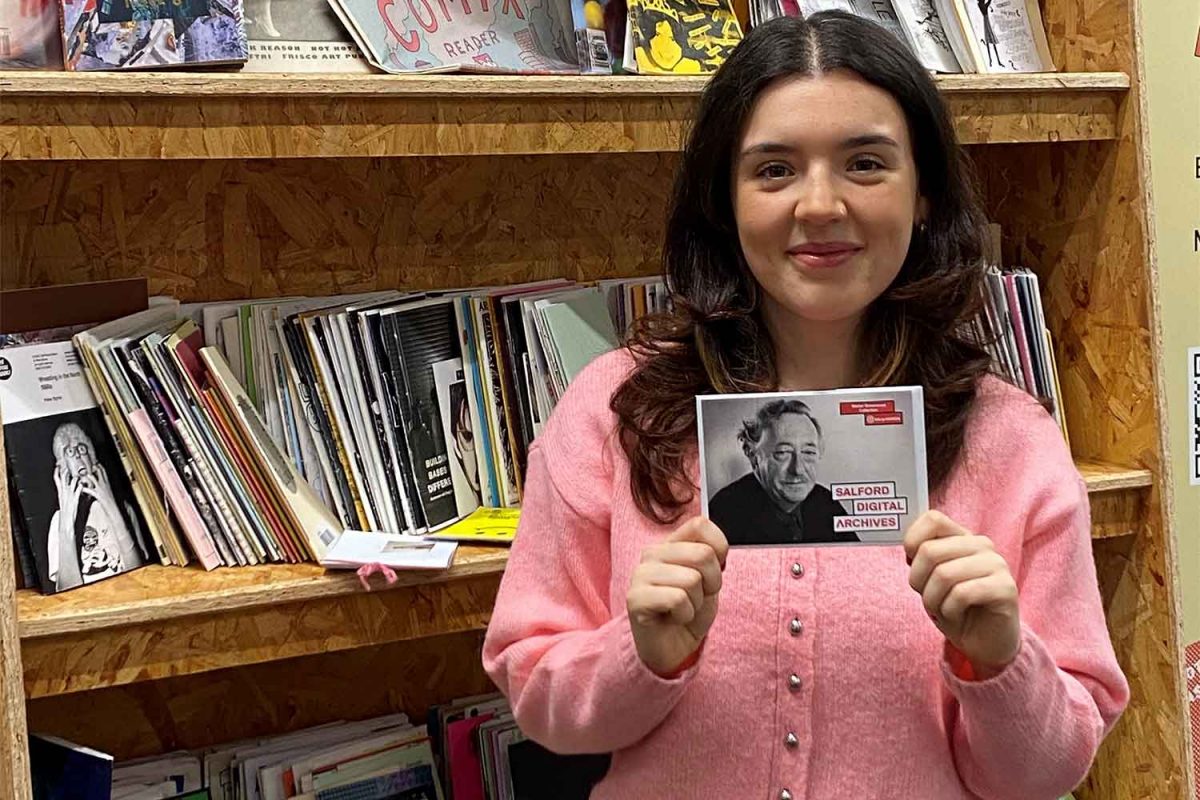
[0,71,1131,98]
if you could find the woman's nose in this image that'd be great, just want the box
[793,169,847,226]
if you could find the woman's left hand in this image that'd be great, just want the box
[904,510,1021,678]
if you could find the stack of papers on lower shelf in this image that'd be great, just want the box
[319,531,458,571]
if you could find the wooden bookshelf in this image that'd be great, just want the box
[17,550,506,699]
[0,0,1191,796]
[1075,459,1154,493]
[0,71,1128,160]
[17,547,509,641]
[8,460,1147,700]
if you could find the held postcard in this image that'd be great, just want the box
[697,386,928,547]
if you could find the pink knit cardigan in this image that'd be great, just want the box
[483,349,1129,800]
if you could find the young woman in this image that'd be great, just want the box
[483,12,1128,799]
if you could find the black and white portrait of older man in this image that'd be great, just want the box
[705,398,857,546]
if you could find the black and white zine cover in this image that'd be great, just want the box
[697,386,928,547]
[0,342,148,593]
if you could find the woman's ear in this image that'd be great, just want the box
[915,195,930,227]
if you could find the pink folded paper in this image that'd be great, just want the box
[356,562,398,591]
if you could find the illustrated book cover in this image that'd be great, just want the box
[61,0,248,70]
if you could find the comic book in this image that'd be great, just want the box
[629,0,741,75]
[60,0,247,70]
[328,0,578,73]
[243,0,370,71]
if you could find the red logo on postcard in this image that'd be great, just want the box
[864,412,904,426]
[840,401,896,415]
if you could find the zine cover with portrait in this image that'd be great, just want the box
[697,386,928,547]
[0,341,148,593]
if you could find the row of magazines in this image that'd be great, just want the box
[0,250,1062,596]
[30,693,609,800]
[0,0,1052,75]
[0,276,667,594]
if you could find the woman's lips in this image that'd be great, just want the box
[787,242,863,269]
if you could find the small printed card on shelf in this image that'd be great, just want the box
[697,386,928,547]
[320,530,457,570]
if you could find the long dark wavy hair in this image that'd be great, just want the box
[612,12,993,524]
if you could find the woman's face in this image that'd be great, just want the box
[732,70,926,331]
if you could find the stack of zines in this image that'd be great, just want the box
[969,265,1069,443]
[747,0,1054,75]
[3,0,1054,76]
[3,0,748,76]
[0,277,669,594]
[29,694,611,800]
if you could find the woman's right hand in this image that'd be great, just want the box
[626,516,729,677]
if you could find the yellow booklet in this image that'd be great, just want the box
[426,507,520,545]
[630,0,743,75]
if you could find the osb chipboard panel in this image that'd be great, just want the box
[972,137,1186,798]
[973,141,1154,463]
[1,155,673,297]
[20,569,502,698]
[1088,487,1148,541]
[17,549,506,638]
[24,630,493,761]
[1041,0,1133,73]
[0,87,1123,160]
[0,93,700,160]
[0,431,31,798]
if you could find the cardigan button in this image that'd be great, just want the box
[788,673,802,691]
[780,791,794,800]
[791,562,804,578]
[789,617,803,636]
[785,732,799,748]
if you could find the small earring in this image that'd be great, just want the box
[918,222,928,233]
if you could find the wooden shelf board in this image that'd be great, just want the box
[17,545,508,640]
[18,546,507,698]
[1075,459,1153,493]
[13,457,1151,698]
[0,71,1129,160]
[0,71,1130,97]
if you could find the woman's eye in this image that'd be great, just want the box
[849,157,884,172]
[757,163,792,179]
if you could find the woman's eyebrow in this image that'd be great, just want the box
[739,133,901,160]
[841,133,900,149]
[739,142,793,159]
